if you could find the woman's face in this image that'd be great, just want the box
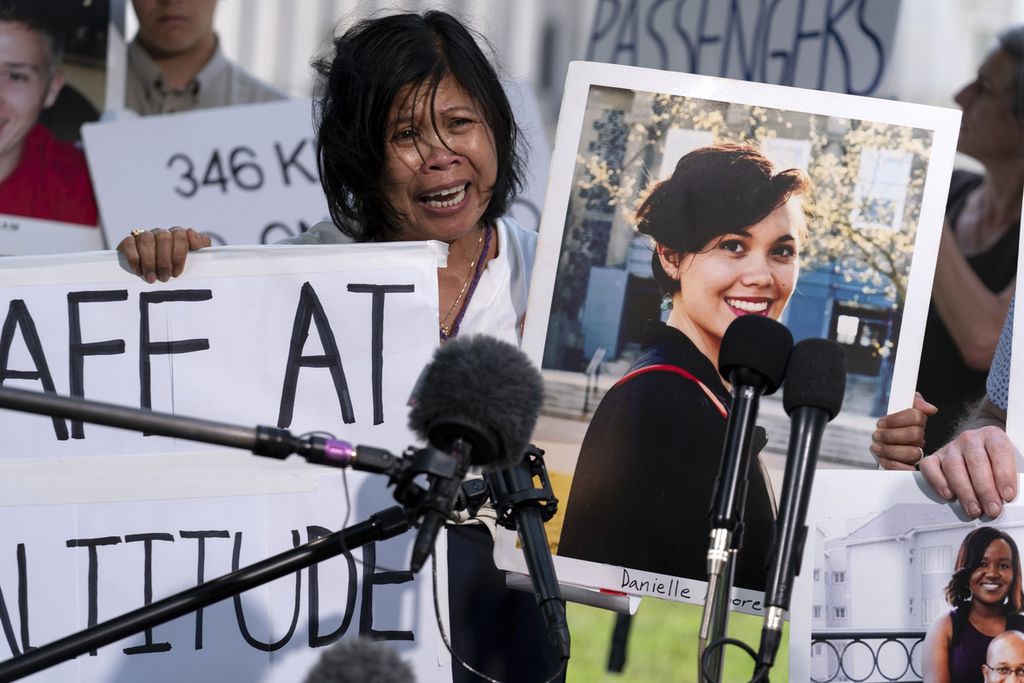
[970,538,1015,607]
[380,75,498,243]
[661,197,804,359]
[954,48,1023,164]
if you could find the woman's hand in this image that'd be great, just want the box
[921,426,1018,519]
[117,227,211,283]
[871,392,937,470]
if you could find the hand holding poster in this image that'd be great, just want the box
[0,244,459,682]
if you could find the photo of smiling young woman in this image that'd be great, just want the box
[923,527,1024,683]
[556,144,808,588]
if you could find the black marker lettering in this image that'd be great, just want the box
[66,536,121,655]
[0,300,68,440]
[610,0,640,65]
[784,0,821,85]
[179,530,230,650]
[229,146,265,191]
[760,0,786,82]
[644,0,672,70]
[586,0,621,61]
[673,0,697,71]
[720,0,764,80]
[122,533,174,654]
[232,530,302,652]
[359,542,414,641]
[347,284,414,425]
[0,544,31,656]
[68,290,128,439]
[275,139,316,186]
[139,291,212,412]
[852,0,885,95]
[279,282,354,428]
[306,526,357,647]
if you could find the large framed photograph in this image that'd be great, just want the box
[497,61,961,608]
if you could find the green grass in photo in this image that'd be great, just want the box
[566,599,789,682]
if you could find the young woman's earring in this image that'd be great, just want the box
[660,294,673,312]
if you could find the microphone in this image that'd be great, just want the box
[485,445,571,659]
[303,636,415,683]
[707,315,792,566]
[700,315,791,681]
[757,338,845,669]
[406,335,543,572]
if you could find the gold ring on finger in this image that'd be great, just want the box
[130,228,147,238]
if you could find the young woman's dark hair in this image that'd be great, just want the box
[945,526,1024,647]
[635,143,809,294]
[313,10,523,242]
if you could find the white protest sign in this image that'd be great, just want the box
[0,244,441,459]
[0,215,105,257]
[0,459,452,683]
[582,0,901,96]
[82,101,328,248]
[0,244,454,681]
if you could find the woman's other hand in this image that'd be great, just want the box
[117,227,211,283]
[871,392,938,470]
[921,426,1018,519]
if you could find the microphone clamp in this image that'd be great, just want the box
[490,445,559,530]
[706,527,732,578]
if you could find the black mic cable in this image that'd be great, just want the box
[756,338,845,671]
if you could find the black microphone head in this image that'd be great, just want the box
[303,637,415,683]
[783,338,846,419]
[408,334,544,471]
[718,315,793,395]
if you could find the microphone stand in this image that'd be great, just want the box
[698,548,736,682]
[0,507,412,682]
[0,386,466,682]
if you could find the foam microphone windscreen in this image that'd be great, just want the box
[718,315,793,394]
[782,339,846,419]
[303,637,415,683]
[407,334,544,471]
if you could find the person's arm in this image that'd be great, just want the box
[921,612,952,683]
[116,227,211,282]
[931,222,1015,370]
[919,397,1015,519]
[872,392,938,469]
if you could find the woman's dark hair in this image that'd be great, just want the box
[313,10,522,242]
[635,143,809,294]
[946,526,1024,648]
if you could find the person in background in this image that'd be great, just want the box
[118,10,563,682]
[126,0,286,115]
[0,1,97,226]
[923,526,1024,683]
[982,630,1024,683]
[914,26,1023,452]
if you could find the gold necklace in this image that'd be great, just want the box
[439,227,485,337]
